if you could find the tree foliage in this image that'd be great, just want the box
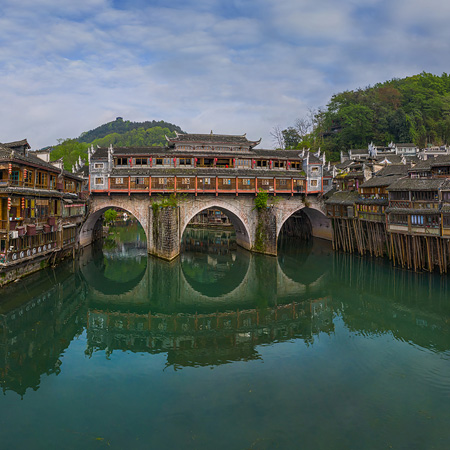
[282,72,450,161]
[104,209,118,224]
[49,119,184,170]
[78,117,184,143]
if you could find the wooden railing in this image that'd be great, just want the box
[101,175,308,195]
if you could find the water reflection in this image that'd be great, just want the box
[1,227,450,397]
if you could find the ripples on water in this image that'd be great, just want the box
[1,223,450,449]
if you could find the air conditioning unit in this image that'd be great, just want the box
[9,230,19,239]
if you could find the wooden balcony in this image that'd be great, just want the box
[93,175,308,196]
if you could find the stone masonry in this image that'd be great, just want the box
[80,194,331,260]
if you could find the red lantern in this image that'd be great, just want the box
[7,198,11,210]
[129,158,132,166]
[233,159,235,167]
[173,158,177,167]
[8,163,12,174]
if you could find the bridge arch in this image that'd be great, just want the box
[179,197,253,251]
[276,203,332,242]
[80,197,149,248]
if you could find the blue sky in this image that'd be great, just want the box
[1,0,450,148]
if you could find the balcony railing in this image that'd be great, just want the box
[97,175,308,195]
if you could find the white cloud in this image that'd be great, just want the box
[1,0,450,149]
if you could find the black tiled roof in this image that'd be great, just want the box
[325,191,359,205]
[167,132,260,147]
[387,178,444,191]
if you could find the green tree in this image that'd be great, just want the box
[104,209,118,224]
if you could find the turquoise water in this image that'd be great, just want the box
[1,225,450,449]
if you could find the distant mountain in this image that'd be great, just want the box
[50,117,185,170]
[77,117,185,143]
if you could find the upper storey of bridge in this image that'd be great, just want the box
[88,132,331,195]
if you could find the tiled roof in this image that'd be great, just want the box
[374,155,403,164]
[349,148,369,155]
[429,154,450,167]
[387,178,444,191]
[2,139,30,149]
[167,132,261,147]
[360,175,404,188]
[408,159,432,172]
[325,191,359,205]
[373,165,409,177]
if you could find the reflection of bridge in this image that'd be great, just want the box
[80,195,331,260]
[3,245,450,395]
[86,298,333,366]
[80,244,328,311]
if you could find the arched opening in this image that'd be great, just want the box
[80,206,148,249]
[277,206,333,285]
[179,207,251,297]
[79,206,148,295]
[181,205,252,251]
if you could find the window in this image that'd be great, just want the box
[201,178,211,185]
[261,179,270,186]
[116,177,124,184]
[94,163,104,169]
[242,179,250,185]
[179,158,192,166]
[310,179,318,187]
[158,178,166,185]
[95,178,104,185]
[135,158,147,166]
[411,215,424,226]
[222,179,231,185]
[274,161,285,169]
[390,191,409,201]
[182,178,191,184]
[237,159,251,167]
[411,191,438,201]
[278,179,287,186]
[116,158,128,166]
[156,159,163,165]
[256,160,268,168]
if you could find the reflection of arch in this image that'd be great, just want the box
[80,198,149,248]
[181,247,251,297]
[80,246,147,295]
[180,198,253,251]
[277,205,332,242]
[277,238,332,286]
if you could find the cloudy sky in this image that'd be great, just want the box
[1,0,449,149]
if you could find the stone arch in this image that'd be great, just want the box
[179,197,254,251]
[276,203,332,242]
[79,196,149,248]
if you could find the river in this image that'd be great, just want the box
[1,223,450,449]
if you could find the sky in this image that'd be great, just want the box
[1,0,450,149]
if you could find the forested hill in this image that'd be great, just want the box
[77,117,184,143]
[285,72,450,161]
[321,72,450,156]
[49,117,185,170]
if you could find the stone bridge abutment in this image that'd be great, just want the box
[80,194,331,260]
